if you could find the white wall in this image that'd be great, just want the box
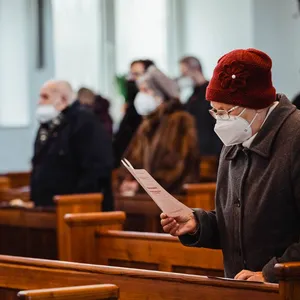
[253,0,300,99]
[0,0,30,127]
[182,0,254,79]
[0,0,54,172]
[181,0,300,99]
[52,0,102,92]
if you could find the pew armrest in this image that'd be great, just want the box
[64,211,126,227]
[63,212,126,262]
[183,183,216,193]
[17,284,119,299]
[274,262,300,281]
[54,193,103,205]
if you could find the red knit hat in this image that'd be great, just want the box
[206,48,276,109]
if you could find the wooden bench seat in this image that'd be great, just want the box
[63,212,223,276]
[0,194,103,260]
[0,254,281,300]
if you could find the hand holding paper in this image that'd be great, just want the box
[121,159,193,219]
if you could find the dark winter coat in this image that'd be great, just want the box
[30,101,114,211]
[113,80,142,168]
[119,100,200,194]
[180,94,300,283]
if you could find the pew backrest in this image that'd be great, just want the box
[114,193,185,232]
[64,211,223,276]
[0,255,279,300]
[3,172,30,188]
[184,182,216,210]
[0,193,103,260]
[54,193,103,260]
[0,177,11,202]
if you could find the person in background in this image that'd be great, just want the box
[113,59,155,168]
[161,48,300,283]
[94,95,113,138]
[77,87,95,106]
[77,87,113,138]
[31,80,114,211]
[178,56,222,157]
[119,66,200,196]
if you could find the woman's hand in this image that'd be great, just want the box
[160,213,198,236]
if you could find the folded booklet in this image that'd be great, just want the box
[121,159,193,219]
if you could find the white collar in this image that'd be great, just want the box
[242,101,279,148]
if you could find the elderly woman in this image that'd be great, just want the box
[119,66,200,196]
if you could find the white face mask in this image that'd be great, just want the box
[36,104,60,124]
[177,77,194,104]
[134,92,161,116]
[214,108,258,146]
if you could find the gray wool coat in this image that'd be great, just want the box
[180,94,300,283]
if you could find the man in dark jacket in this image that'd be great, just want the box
[31,80,114,211]
[178,56,222,156]
[161,48,300,283]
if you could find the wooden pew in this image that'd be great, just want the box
[115,193,185,232]
[115,184,216,233]
[0,194,102,260]
[200,155,218,182]
[275,262,300,300]
[63,212,224,277]
[0,177,11,202]
[0,255,279,300]
[184,182,216,211]
[3,171,30,188]
[17,284,119,300]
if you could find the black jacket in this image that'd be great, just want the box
[113,80,142,168]
[180,94,300,283]
[30,101,114,210]
[184,82,222,156]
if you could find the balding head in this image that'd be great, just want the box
[39,80,74,112]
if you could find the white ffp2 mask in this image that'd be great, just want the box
[214,109,258,146]
[134,92,161,116]
[36,105,60,124]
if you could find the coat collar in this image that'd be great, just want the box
[223,94,296,160]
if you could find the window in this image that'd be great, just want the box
[0,0,30,127]
[115,0,168,74]
[51,0,102,92]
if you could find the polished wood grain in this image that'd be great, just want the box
[0,177,11,202]
[275,262,300,300]
[17,284,119,300]
[114,193,182,232]
[0,194,103,260]
[63,212,125,263]
[65,211,222,276]
[0,207,57,259]
[200,156,218,182]
[55,193,103,260]
[3,172,30,188]
[183,182,216,210]
[0,255,279,300]
[115,185,216,233]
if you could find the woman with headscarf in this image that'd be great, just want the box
[119,66,200,196]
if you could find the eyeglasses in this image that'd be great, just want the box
[209,106,240,120]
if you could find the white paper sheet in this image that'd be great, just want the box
[121,159,193,218]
